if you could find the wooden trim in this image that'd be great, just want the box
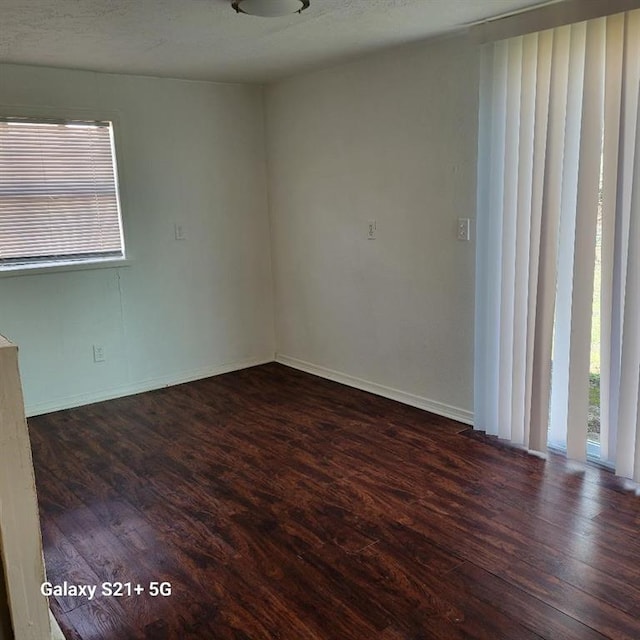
[0,335,51,639]
[49,610,65,640]
[0,555,12,640]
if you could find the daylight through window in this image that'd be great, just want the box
[0,117,125,269]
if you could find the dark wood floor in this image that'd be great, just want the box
[28,363,640,640]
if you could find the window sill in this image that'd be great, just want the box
[0,258,131,278]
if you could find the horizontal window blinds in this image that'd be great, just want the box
[0,118,124,265]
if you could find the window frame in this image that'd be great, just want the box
[0,106,130,277]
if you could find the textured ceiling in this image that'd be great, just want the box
[0,0,553,83]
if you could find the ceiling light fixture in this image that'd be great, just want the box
[231,0,310,17]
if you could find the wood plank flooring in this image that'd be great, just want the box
[28,363,640,640]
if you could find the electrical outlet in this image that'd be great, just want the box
[174,223,186,240]
[457,218,471,241]
[93,344,105,362]
[367,219,377,240]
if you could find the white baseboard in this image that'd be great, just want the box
[26,352,474,426]
[275,354,473,425]
[25,355,275,417]
[50,609,65,640]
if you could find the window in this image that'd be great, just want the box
[0,117,126,270]
[474,8,640,480]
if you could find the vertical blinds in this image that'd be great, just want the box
[0,118,125,265]
[475,7,640,480]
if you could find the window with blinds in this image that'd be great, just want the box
[0,117,125,269]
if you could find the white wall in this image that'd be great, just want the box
[265,35,478,421]
[0,64,275,415]
[1,36,479,420]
